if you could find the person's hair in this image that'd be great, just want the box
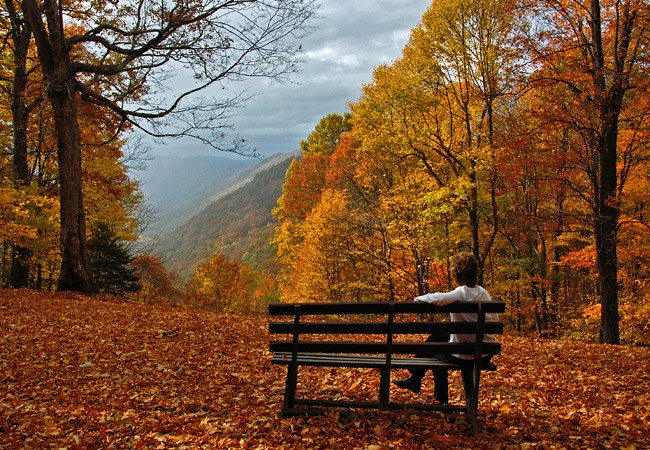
[451,252,478,287]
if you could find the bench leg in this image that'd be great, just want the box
[379,367,390,408]
[282,363,299,415]
[461,369,479,434]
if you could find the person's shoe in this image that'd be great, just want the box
[392,377,421,394]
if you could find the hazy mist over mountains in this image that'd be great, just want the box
[135,151,299,280]
[135,154,255,236]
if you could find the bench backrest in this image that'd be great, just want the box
[269,301,506,359]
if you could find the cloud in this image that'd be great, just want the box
[151,0,431,157]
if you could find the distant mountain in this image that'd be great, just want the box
[155,150,299,281]
[135,154,255,236]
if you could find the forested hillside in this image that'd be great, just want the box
[136,155,254,236]
[156,153,296,281]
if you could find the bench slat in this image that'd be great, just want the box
[269,340,501,355]
[271,352,497,370]
[269,321,504,335]
[269,301,505,316]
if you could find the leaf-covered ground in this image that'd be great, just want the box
[1,290,648,449]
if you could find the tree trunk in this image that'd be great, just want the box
[52,90,93,292]
[36,263,43,290]
[588,0,629,344]
[1,243,8,288]
[515,273,521,332]
[444,216,452,289]
[47,264,54,291]
[414,251,427,296]
[7,0,33,288]
[10,247,31,288]
[22,0,94,293]
[468,165,482,284]
[596,116,620,344]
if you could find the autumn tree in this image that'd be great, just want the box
[274,112,354,301]
[271,0,649,345]
[328,133,444,300]
[186,253,274,314]
[129,254,184,306]
[0,0,42,287]
[0,179,58,288]
[276,128,445,303]
[0,11,56,290]
[276,138,381,303]
[525,0,649,343]
[489,96,576,336]
[0,38,144,292]
[19,0,316,293]
[351,0,524,285]
[300,112,352,156]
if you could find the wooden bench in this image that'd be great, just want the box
[269,301,505,433]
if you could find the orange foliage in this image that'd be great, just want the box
[275,154,330,221]
[129,254,184,306]
[186,253,275,315]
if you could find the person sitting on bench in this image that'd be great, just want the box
[392,252,500,404]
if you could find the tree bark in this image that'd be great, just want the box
[588,0,632,344]
[51,86,93,292]
[6,0,33,288]
[1,243,9,287]
[22,0,94,293]
[595,114,620,344]
[468,165,482,284]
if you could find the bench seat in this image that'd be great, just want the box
[271,352,497,371]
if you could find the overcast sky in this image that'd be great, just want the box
[151,0,431,159]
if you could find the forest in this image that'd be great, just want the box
[274,1,649,346]
[0,1,314,306]
[0,0,647,342]
[0,0,649,446]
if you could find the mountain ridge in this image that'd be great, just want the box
[136,154,256,236]
[154,150,299,280]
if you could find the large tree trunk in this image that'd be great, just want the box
[595,115,620,344]
[51,88,93,292]
[589,0,629,344]
[6,0,32,288]
[23,0,94,293]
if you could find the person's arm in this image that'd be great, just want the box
[414,287,464,306]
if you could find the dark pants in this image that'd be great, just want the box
[409,333,492,404]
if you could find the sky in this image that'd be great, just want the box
[151,0,432,159]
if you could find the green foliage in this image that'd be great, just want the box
[300,113,352,156]
[87,222,139,295]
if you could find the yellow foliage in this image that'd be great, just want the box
[186,253,275,315]
[0,180,59,250]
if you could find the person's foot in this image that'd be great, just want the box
[392,377,422,394]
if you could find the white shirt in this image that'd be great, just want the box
[414,285,499,360]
